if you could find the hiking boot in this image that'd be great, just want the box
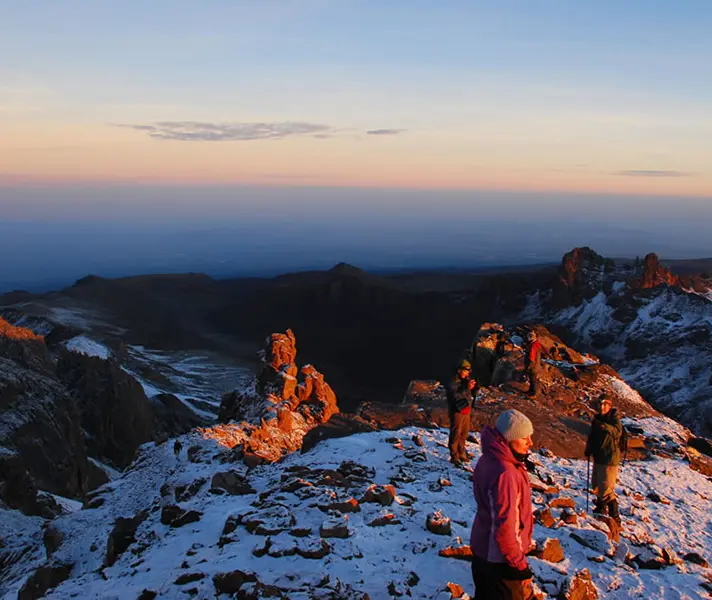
[464,451,474,460]
[593,500,608,516]
[607,499,621,524]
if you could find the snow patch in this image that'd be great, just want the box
[64,336,111,359]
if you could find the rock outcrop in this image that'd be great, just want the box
[202,329,339,464]
[0,319,93,502]
[56,351,156,469]
[631,253,680,289]
[555,247,614,306]
[398,322,660,458]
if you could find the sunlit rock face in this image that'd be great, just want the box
[203,329,338,464]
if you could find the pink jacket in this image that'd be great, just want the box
[469,426,533,571]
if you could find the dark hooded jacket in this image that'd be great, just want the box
[470,426,533,578]
[447,375,474,414]
[585,408,623,466]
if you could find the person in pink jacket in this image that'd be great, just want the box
[470,409,535,600]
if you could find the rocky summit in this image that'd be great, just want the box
[1,247,712,599]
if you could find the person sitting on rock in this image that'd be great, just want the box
[447,359,476,466]
[470,409,535,600]
[524,330,543,398]
[585,395,623,523]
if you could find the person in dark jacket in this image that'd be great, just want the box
[524,330,543,397]
[447,359,476,466]
[470,409,535,600]
[585,395,623,522]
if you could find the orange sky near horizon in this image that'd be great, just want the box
[2,120,711,197]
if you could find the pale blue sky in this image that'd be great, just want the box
[1,1,711,289]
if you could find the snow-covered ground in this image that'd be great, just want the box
[3,418,710,599]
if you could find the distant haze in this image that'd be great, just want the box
[1,184,711,293]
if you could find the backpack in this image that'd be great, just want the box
[619,424,628,458]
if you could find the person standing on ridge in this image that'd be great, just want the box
[470,409,535,600]
[524,330,543,398]
[447,359,476,466]
[585,395,623,523]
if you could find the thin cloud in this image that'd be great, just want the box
[616,169,691,178]
[116,121,333,141]
[366,128,405,136]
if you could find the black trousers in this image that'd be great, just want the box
[471,557,531,600]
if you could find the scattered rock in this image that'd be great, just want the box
[17,563,74,600]
[174,572,205,585]
[104,510,148,567]
[160,504,184,526]
[560,509,578,525]
[368,513,401,527]
[323,497,360,513]
[240,504,296,535]
[360,484,396,506]
[535,508,556,528]
[210,471,255,495]
[171,510,202,528]
[569,529,611,555]
[43,524,63,557]
[445,581,466,598]
[175,478,206,502]
[594,515,621,543]
[647,491,671,505]
[426,511,452,535]
[683,552,708,567]
[296,538,331,559]
[320,515,350,538]
[439,545,473,561]
[536,538,565,563]
[559,568,598,599]
[213,569,258,595]
[137,590,157,600]
[549,496,576,509]
[633,546,666,570]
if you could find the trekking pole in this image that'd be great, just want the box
[586,456,590,514]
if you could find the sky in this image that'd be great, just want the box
[1,1,711,290]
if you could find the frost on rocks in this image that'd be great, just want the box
[1,419,711,599]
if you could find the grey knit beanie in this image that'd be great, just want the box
[495,409,534,442]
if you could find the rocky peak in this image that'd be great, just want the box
[632,253,680,289]
[556,247,614,305]
[205,329,338,465]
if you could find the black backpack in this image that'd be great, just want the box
[619,424,629,458]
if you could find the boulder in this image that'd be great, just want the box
[445,582,466,598]
[537,538,565,563]
[105,510,148,566]
[569,529,611,555]
[360,484,396,506]
[558,568,598,599]
[438,545,473,561]
[17,563,74,600]
[426,511,452,535]
[682,552,708,567]
[211,471,255,496]
[320,515,350,539]
[535,508,556,528]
